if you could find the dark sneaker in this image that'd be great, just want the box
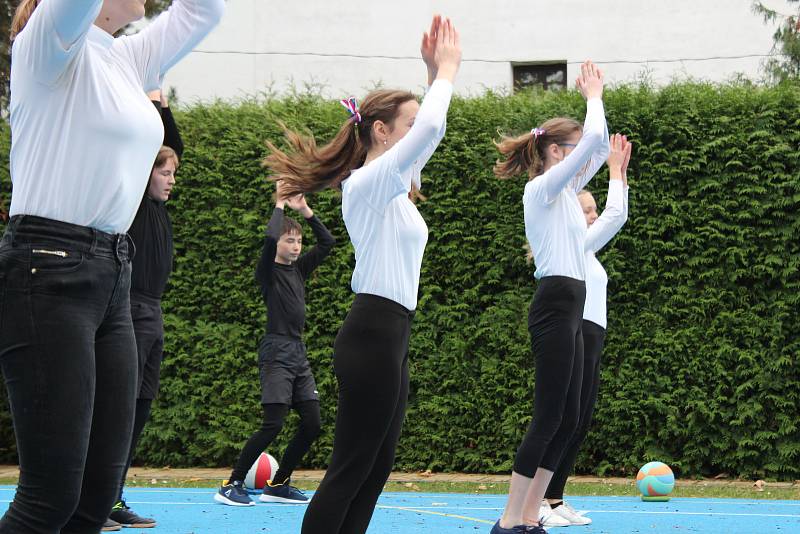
[490,520,534,533]
[259,479,309,504]
[102,518,122,532]
[214,480,254,506]
[109,500,156,528]
[524,525,547,533]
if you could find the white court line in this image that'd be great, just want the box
[376,505,495,525]
[585,509,800,519]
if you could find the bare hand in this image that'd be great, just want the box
[432,17,462,82]
[607,133,626,171]
[421,15,442,84]
[621,136,632,187]
[575,60,604,100]
[285,193,309,213]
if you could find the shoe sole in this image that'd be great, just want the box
[259,494,310,504]
[214,492,255,506]
[120,523,157,528]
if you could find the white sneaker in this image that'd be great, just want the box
[562,501,588,517]
[552,502,591,526]
[539,501,570,527]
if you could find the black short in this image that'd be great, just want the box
[259,334,318,406]
[131,293,164,400]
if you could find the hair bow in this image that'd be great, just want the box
[531,127,546,139]
[340,97,362,124]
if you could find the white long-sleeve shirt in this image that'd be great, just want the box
[523,98,610,281]
[342,79,452,311]
[9,0,224,234]
[584,179,629,328]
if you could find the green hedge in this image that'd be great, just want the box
[1,81,799,480]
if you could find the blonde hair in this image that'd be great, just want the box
[264,89,417,198]
[11,0,40,41]
[494,117,582,180]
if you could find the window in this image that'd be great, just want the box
[512,62,567,91]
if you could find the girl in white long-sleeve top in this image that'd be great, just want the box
[0,1,223,532]
[264,16,461,534]
[543,133,631,527]
[492,61,609,534]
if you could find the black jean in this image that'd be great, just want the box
[302,293,414,534]
[514,276,586,476]
[545,319,606,500]
[0,215,137,534]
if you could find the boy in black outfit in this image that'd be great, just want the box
[215,181,335,506]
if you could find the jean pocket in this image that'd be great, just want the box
[30,248,85,274]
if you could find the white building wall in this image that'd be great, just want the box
[161,0,794,104]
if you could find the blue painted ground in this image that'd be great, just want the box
[2,486,800,533]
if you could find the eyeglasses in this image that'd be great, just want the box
[558,143,577,148]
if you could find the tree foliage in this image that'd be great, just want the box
[754,1,800,82]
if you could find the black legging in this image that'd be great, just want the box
[514,276,586,476]
[302,293,414,534]
[230,400,321,485]
[545,319,606,499]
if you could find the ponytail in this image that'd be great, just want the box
[264,120,363,199]
[11,0,40,41]
[494,117,582,180]
[264,89,417,198]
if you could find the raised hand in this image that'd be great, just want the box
[575,60,604,101]
[277,179,313,217]
[621,136,632,187]
[421,15,442,85]
[432,17,462,83]
[607,133,625,178]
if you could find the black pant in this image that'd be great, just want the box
[302,294,414,534]
[514,276,586,476]
[546,319,606,499]
[230,400,321,485]
[0,215,137,534]
[131,293,164,401]
[116,294,164,502]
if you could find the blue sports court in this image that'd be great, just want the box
[3,486,798,533]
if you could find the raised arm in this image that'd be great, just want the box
[528,62,606,204]
[296,215,336,280]
[13,0,103,84]
[571,107,609,192]
[585,134,631,253]
[394,17,460,176]
[118,0,225,90]
[160,93,184,157]
[255,205,283,291]
[278,189,335,278]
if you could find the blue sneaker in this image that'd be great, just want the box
[214,480,255,506]
[259,479,309,503]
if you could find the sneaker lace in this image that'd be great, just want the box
[112,501,127,511]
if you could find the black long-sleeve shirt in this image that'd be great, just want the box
[255,208,336,339]
[128,101,183,299]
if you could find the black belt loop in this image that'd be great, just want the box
[89,228,98,257]
[113,234,124,264]
[9,214,23,247]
